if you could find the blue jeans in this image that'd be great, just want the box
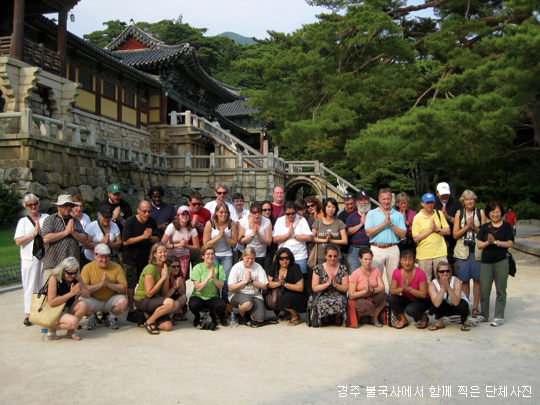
[215,255,234,303]
[348,245,368,275]
[296,258,308,274]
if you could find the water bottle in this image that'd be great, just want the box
[230,313,236,328]
[41,328,48,342]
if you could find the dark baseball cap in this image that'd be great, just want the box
[98,205,113,218]
[356,190,370,199]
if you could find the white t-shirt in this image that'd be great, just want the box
[77,213,91,230]
[164,223,198,258]
[272,215,312,260]
[14,214,49,260]
[228,261,268,301]
[210,220,233,257]
[238,216,271,257]
[234,207,250,250]
[84,220,121,261]
[204,200,239,221]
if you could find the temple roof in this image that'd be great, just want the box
[105,21,186,52]
[217,99,259,118]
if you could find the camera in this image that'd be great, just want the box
[464,238,475,247]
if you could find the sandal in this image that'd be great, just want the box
[144,321,160,335]
[47,332,59,340]
[416,315,429,329]
[172,313,184,322]
[65,332,82,340]
[394,321,409,329]
[461,323,471,332]
[428,324,445,331]
[472,308,480,318]
[288,318,301,326]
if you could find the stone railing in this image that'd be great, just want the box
[95,139,167,169]
[167,151,286,172]
[0,109,96,146]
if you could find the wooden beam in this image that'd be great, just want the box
[12,0,25,62]
[57,7,67,78]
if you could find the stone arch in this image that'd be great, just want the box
[284,176,324,201]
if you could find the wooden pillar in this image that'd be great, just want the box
[12,0,25,61]
[57,8,67,78]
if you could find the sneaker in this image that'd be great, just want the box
[491,318,504,327]
[193,314,201,328]
[475,315,486,323]
[104,316,119,330]
[86,315,98,330]
[237,314,246,325]
[126,311,138,323]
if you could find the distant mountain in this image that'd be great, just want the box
[217,32,256,45]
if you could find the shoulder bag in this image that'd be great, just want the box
[26,216,45,260]
[29,280,66,327]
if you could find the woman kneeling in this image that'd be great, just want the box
[388,249,430,329]
[45,257,90,340]
[134,243,178,335]
[189,245,227,329]
[349,247,388,327]
[228,246,269,327]
[428,261,471,331]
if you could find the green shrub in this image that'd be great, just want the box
[512,200,540,221]
[0,184,21,228]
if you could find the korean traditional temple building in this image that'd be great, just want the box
[0,0,356,211]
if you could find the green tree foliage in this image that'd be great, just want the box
[83,20,127,48]
[239,0,540,205]
[0,185,21,228]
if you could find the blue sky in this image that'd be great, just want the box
[67,0,433,40]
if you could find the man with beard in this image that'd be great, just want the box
[148,185,175,239]
[434,182,462,271]
[345,191,372,273]
[365,189,407,286]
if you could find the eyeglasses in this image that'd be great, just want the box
[251,211,261,215]
[26,202,38,208]
[139,209,151,214]
[285,212,296,216]
[170,265,180,269]
[307,203,316,208]
[262,208,272,212]
[279,256,291,261]
[438,269,450,274]
[217,191,227,195]
[62,204,76,208]
[64,270,77,276]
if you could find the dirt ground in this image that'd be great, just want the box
[0,249,538,404]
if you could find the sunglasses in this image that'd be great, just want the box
[438,269,451,274]
[64,270,77,276]
[170,265,180,269]
[27,202,38,208]
[190,203,201,207]
[251,211,261,215]
[279,256,291,261]
[62,204,76,208]
[285,212,296,216]
[307,203,316,208]
[262,208,272,212]
[326,255,338,258]
[179,212,190,216]
[217,191,227,195]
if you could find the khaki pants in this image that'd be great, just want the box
[417,256,448,284]
[371,245,400,288]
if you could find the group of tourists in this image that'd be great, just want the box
[14,181,515,338]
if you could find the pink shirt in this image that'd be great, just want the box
[350,267,381,297]
[392,267,427,301]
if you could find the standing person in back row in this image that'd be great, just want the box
[337,193,357,272]
[434,182,462,271]
[365,189,407,286]
[149,186,176,239]
[204,183,238,221]
[412,193,451,283]
[189,191,212,271]
[122,201,159,322]
[271,186,286,220]
[96,184,133,234]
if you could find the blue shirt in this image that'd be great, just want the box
[365,208,406,244]
[345,213,370,246]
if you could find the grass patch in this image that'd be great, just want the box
[0,227,21,266]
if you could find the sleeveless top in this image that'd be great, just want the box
[210,219,233,257]
[433,277,468,305]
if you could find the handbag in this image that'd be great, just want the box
[507,251,517,277]
[382,305,399,327]
[307,243,318,269]
[29,281,65,328]
[26,216,45,260]
[264,285,283,310]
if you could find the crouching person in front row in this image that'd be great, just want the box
[81,244,128,331]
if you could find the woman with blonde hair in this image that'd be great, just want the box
[453,189,486,318]
[14,193,49,326]
[45,257,90,340]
